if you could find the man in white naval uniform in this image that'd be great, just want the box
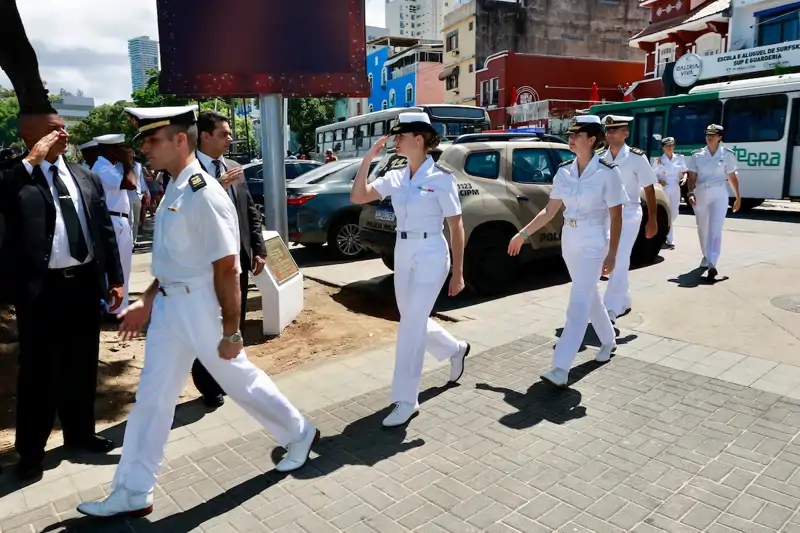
[600,115,658,323]
[77,105,319,518]
[76,139,100,170]
[91,134,136,314]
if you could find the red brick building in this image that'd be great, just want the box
[629,0,730,97]
[474,51,645,130]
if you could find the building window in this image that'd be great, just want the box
[723,95,788,143]
[695,32,722,57]
[382,100,388,110]
[369,103,374,113]
[469,63,474,73]
[406,83,413,103]
[480,80,490,106]
[381,67,388,86]
[389,89,397,107]
[368,73,373,89]
[446,74,459,90]
[757,6,800,47]
[446,31,459,52]
[656,42,675,77]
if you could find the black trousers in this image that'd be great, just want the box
[191,269,250,399]
[15,264,101,462]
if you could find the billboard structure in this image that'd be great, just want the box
[157,0,371,98]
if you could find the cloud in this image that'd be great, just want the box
[0,0,386,106]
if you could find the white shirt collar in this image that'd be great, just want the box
[605,144,629,162]
[196,150,225,173]
[40,155,65,176]
[404,155,434,181]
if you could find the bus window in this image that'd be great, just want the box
[667,102,722,146]
[633,112,665,154]
[723,95,788,143]
[324,131,333,143]
[344,127,356,151]
[317,133,323,145]
[358,124,369,147]
[334,129,343,142]
[373,121,385,136]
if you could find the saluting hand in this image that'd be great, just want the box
[24,131,60,166]
[118,298,153,341]
[366,136,389,161]
[507,232,526,256]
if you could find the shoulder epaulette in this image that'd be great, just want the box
[188,173,207,192]
[434,162,455,175]
[629,146,646,156]
[599,159,617,169]
[692,149,703,154]
[558,159,574,168]
[723,147,735,154]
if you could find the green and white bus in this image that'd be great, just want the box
[591,73,800,210]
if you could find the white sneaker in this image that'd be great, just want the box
[449,342,470,383]
[700,257,710,268]
[595,342,617,363]
[382,402,419,427]
[276,424,320,472]
[77,487,154,518]
[607,309,618,324]
[540,368,569,387]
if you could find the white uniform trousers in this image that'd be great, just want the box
[128,190,142,245]
[694,185,729,268]
[112,282,307,494]
[108,215,133,314]
[391,236,461,406]
[664,183,681,246]
[553,223,616,371]
[603,203,641,316]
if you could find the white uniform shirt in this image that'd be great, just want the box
[152,159,241,285]
[601,144,657,206]
[21,156,94,268]
[653,153,688,186]
[550,155,629,221]
[92,156,131,214]
[371,156,461,233]
[686,144,738,189]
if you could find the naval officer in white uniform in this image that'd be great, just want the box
[600,115,659,323]
[78,105,319,518]
[91,134,135,314]
[686,124,741,280]
[509,115,627,387]
[652,136,687,249]
[350,112,470,427]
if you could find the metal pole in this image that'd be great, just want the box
[244,99,251,160]
[230,97,237,142]
[259,94,288,242]
[284,97,290,155]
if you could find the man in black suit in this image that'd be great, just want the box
[0,111,124,480]
[192,111,266,408]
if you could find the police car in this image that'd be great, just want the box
[359,133,672,296]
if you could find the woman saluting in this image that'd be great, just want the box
[350,112,470,426]
[508,115,627,387]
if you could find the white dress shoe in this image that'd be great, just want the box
[276,425,320,473]
[77,487,153,518]
[382,402,419,427]
[700,257,710,268]
[595,342,617,363]
[449,342,470,383]
[540,368,569,387]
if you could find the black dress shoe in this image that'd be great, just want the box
[201,394,225,409]
[708,267,718,281]
[65,435,116,454]
[16,458,43,482]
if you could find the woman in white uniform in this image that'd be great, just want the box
[350,112,470,427]
[508,115,627,387]
[652,137,687,249]
[686,124,741,281]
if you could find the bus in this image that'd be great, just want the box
[315,104,491,161]
[590,73,800,209]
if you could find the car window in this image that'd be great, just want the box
[512,149,555,184]
[300,162,321,174]
[464,151,500,180]
[289,159,355,184]
[284,163,298,181]
[244,165,261,181]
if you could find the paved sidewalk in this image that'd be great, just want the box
[4,333,800,532]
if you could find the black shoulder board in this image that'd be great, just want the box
[629,146,646,156]
[599,159,617,169]
[188,173,207,192]
[558,159,573,168]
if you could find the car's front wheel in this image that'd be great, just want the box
[327,216,364,260]
[631,205,669,265]
[464,226,520,296]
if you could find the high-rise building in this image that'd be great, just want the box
[386,0,450,41]
[128,36,160,94]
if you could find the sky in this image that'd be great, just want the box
[0,0,386,106]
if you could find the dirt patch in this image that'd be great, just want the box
[0,279,407,456]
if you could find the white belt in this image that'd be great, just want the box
[563,217,607,228]
[396,230,442,240]
[157,280,211,296]
[695,181,727,190]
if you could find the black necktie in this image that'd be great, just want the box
[50,166,89,262]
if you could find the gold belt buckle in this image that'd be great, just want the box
[568,220,577,228]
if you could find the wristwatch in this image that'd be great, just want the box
[223,331,243,343]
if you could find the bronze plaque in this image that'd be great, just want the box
[264,236,300,285]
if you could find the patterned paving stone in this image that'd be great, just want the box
[2,333,800,532]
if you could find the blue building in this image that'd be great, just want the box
[366,37,443,114]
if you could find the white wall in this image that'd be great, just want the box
[730,0,793,50]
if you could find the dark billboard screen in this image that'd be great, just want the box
[157,0,370,98]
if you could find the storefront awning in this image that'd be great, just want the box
[438,65,460,81]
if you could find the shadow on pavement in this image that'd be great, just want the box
[290,245,376,269]
[668,267,729,288]
[553,324,638,353]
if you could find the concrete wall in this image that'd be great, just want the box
[474,0,649,68]
[416,62,447,104]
